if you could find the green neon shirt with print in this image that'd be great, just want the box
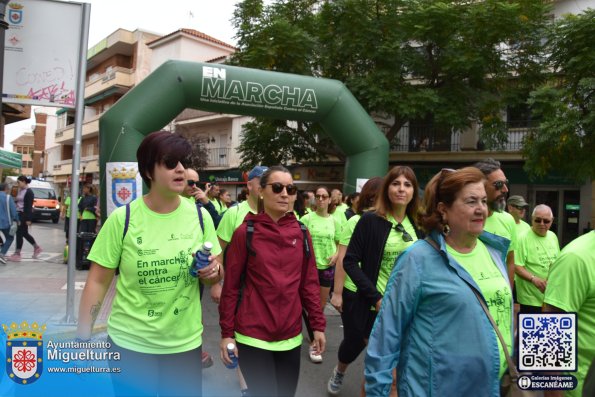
[376,215,417,295]
[515,230,560,306]
[447,240,512,379]
[300,212,341,270]
[87,197,221,354]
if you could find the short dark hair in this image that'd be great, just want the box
[473,158,501,176]
[420,167,486,233]
[137,131,192,189]
[375,166,421,224]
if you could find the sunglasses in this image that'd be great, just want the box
[533,218,552,225]
[394,223,413,242]
[187,180,199,187]
[162,157,190,170]
[492,179,509,191]
[266,182,297,195]
[511,205,526,210]
[315,194,329,200]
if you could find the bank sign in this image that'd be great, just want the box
[200,66,319,115]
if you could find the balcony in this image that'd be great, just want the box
[207,147,230,168]
[55,115,100,144]
[85,66,134,99]
[390,124,461,152]
[52,155,99,177]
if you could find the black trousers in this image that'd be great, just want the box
[107,336,202,397]
[237,342,301,397]
[338,289,377,365]
[16,212,36,250]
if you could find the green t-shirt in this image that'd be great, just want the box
[515,219,531,238]
[87,197,222,354]
[544,231,595,397]
[300,212,341,270]
[447,240,513,379]
[210,198,226,215]
[484,210,517,253]
[332,203,348,225]
[81,196,97,220]
[217,200,257,243]
[339,214,361,292]
[515,230,560,306]
[235,332,302,352]
[64,196,71,218]
[376,215,417,295]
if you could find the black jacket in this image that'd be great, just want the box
[21,188,34,222]
[343,211,424,308]
[78,195,97,216]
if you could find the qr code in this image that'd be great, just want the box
[518,313,577,371]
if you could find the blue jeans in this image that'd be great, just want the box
[1,228,14,255]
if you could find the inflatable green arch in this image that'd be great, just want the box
[99,61,388,214]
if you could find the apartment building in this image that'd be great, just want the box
[10,133,34,175]
[50,29,161,198]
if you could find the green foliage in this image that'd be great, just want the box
[231,0,551,165]
[524,9,595,181]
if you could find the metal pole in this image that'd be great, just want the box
[62,2,91,325]
[0,0,11,148]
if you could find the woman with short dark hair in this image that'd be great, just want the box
[77,131,222,396]
[365,167,513,396]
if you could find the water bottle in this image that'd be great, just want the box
[226,342,238,369]
[189,242,213,277]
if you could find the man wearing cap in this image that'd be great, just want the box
[473,158,518,289]
[515,204,560,313]
[507,195,531,237]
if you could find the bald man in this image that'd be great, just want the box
[514,204,560,313]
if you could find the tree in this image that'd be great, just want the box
[524,9,595,181]
[174,125,210,171]
[230,0,551,167]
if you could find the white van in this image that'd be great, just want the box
[6,177,61,223]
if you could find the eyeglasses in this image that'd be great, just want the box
[162,156,190,170]
[533,218,552,225]
[492,179,509,191]
[267,182,297,195]
[187,180,199,187]
[394,223,413,242]
[315,194,329,200]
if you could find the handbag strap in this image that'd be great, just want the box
[6,195,11,224]
[424,237,520,380]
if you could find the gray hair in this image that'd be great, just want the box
[532,204,553,218]
[473,158,502,176]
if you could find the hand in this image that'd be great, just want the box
[192,187,209,205]
[197,257,221,282]
[532,277,547,293]
[220,337,237,366]
[330,292,343,313]
[375,298,382,312]
[26,221,32,226]
[311,331,326,356]
[210,283,222,304]
[326,253,338,267]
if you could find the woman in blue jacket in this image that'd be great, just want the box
[365,167,513,397]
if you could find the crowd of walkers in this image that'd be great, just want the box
[76,131,594,397]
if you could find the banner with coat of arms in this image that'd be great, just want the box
[106,162,143,217]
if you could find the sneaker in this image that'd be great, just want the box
[0,255,6,265]
[309,345,323,363]
[6,253,21,262]
[327,366,345,395]
[201,351,213,369]
[33,246,43,259]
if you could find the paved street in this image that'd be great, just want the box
[0,220,365,397]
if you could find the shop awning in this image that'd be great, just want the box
[0,149,22,168]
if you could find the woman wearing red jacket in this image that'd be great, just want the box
[219,165,326,397]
